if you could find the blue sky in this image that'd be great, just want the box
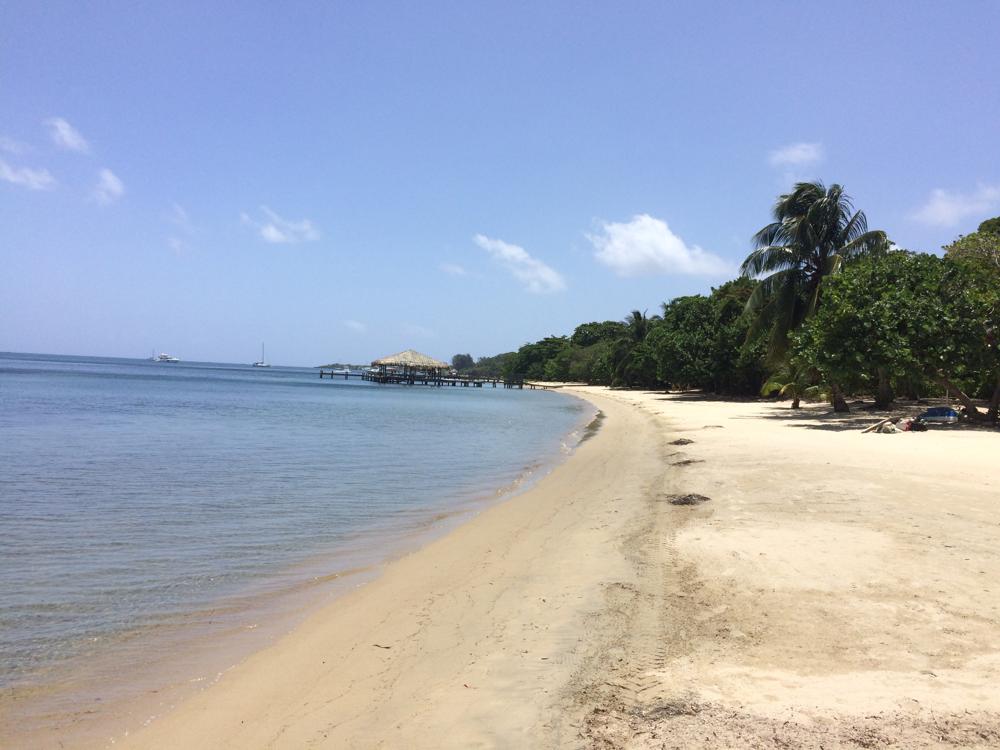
[2,1,998,366]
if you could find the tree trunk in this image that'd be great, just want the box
[988,375,1000,423]
[875,367,894,409]
[831,383,849,412]
[791,395,801,409]
[935,374,983,419]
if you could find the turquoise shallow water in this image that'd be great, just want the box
[0,352,588,690]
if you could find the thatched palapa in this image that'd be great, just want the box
[371,349,449,370]
[369,349,450,385]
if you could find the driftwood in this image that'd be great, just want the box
[862,418,894,434]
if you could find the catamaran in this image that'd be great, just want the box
[253,343,270,368]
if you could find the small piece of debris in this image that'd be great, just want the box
[670,438,695,445]
[641,699,703,718]
[672,459,704,466]
[666,493,711,506]
[373,644,392,649]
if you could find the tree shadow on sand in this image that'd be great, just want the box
[652,392,999,433]
[745,400,1000,433]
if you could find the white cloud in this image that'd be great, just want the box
[473,234,565,293]
[0,136,29,155]
[440,262,468,276]
[94,168,124,204]
[241,206,320,244]
[344,319,367,334]
[0,158,56,190]
[911,184,1000,228]
[166,203,196,254]
[588,214,729,277]
[169,203,193,231]
[44,117,90,153]
[768,142,823,168]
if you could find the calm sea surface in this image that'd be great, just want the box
[0,352,588,691]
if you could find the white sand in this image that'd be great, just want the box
[11,388,1000,748]
[571,389,1000,748]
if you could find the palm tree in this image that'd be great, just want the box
[759,362,828,409]
[741,182,888,410]
[610,310,656,387]
[624,309,652,343]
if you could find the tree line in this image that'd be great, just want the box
[452,182,1000,422]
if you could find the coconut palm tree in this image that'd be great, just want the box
[624,309,652,342]
[759,362,828,409]
[741,182,888,410]
[610,310,657,387]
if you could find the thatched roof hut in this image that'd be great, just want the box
[372,349,449,370]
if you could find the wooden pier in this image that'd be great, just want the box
[318,369,531,389]
[318,349,534,389]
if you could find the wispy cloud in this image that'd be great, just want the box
[588,214,729,277]
[169,203,194,232]
[44,117,90,154]
[474,234,565,293]
[166,203,196,254]
[94,168,124,204]
[0,158,57,190]
[911,184,1000,228]
[439,262,468,276]
[768,142,823,168]
[344,319,367,334]
[0,136,30,155]
[241,206,320,244]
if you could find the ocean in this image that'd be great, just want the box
[0,352,589,708]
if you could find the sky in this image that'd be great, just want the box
[2,1,999,366]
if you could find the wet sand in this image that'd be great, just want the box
[13,388,1000,748]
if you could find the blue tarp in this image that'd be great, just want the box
[919,407,959,422]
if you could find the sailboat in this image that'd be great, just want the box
[252,343,271,368]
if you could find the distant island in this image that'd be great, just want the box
[316,362,368,370]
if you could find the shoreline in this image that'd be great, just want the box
[1,391,596,750]
[13,388,648,749]
[9,387,1000,748]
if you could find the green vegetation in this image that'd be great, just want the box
[793,251,1000,419]
[649,278,765,394]
[742,182,889,411]
[450,353,474,371]
[944,219,1000,276]
[450,352,514,379]
[453,183,999,423]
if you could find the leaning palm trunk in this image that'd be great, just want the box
[988,375,1000,423]
[935,374,986,420]
[830,383,849,412]
[875,367,894,409]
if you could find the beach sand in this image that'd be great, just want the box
[19,388,1000,748]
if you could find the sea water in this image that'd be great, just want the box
[0,352,588,698]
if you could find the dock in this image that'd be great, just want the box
[318,349,535,389]
[319,369,531,389]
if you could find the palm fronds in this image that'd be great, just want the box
[740,181,887,364]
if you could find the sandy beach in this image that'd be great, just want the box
[19,387,1000,748]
